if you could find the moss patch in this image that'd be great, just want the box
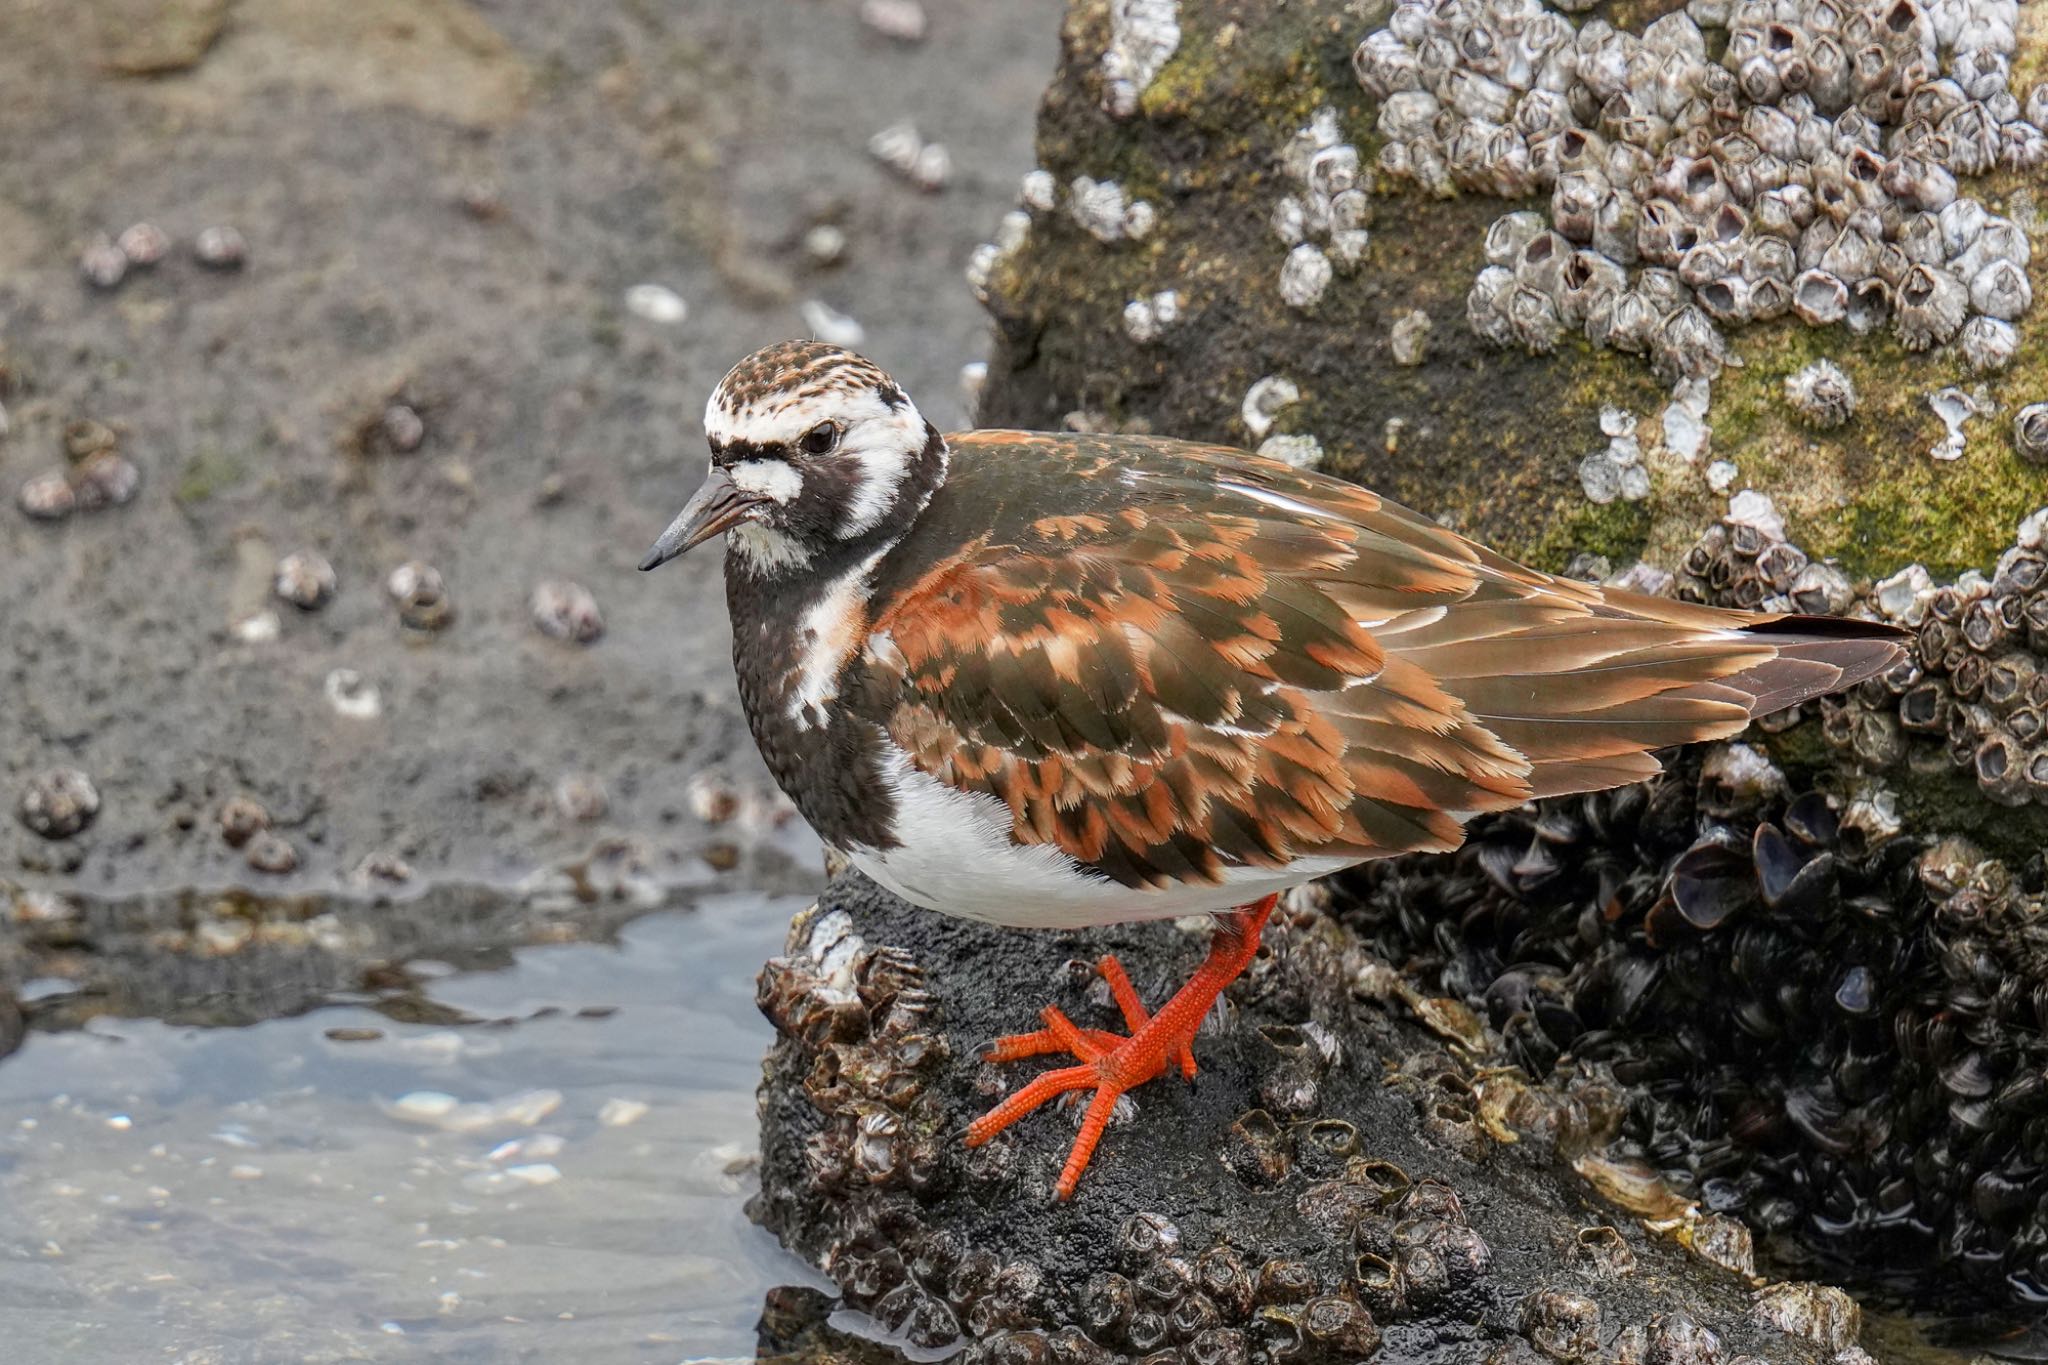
[174,447,246,505]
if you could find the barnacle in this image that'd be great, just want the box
[1353,0,2041,368]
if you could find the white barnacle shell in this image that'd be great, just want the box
[1446,68,1515,122]
[1958,316,2016,374]
[1968,259,2031,320]
[1513,87,1572,141]
[1278,244,1333,310]
[1257,433,1325,470]
[1790,269,1848,326]
[1506,284,1565,352]
[1937,197,1988,258]
[1241,375,1301,439]
[1555,249,1625,327]
[1467,265,1518,346]
[1784,359,1858,428]
[1019,169,1057,212]
[1590,191,1640,266]
[1604,288,1663,354]
[1893,263,1969,350]
[1270,195,1307,247]
[1551,170,1607,243]
[1695,274,1752,324]
[1068,176,1131,242]
[1353,30,1421,100]
[1121,199,1157,240]
[1483,210,1546,267]
[1513,229,1571,293]
[1378,89,1441,142]
[1643,10,1705,60]
[1329,228,1373,272]
[1101,0,1182,120]
[1329,189,1370,234]
[1655,304,1726,380]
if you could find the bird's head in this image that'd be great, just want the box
[640,340,945,576]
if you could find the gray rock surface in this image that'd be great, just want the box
[0,0,1059,895]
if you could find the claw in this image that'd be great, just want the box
[963,894,1278,1199]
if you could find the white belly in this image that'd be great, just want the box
[848,743,1363,930]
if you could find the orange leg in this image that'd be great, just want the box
[965,894,1277,1200]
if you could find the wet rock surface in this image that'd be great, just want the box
[0,0,1058,895]
[752,872,1861,1364]
[0,840,818,1043]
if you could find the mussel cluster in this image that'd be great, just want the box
[1341,737,2048,1311]
[1355,0,2043,374]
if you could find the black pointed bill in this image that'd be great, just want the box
[639,468,765,571]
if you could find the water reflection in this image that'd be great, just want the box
[0,890,820,1363]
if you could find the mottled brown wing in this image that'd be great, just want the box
[862,432,1905,889]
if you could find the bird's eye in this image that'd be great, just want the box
[798,422,839,456]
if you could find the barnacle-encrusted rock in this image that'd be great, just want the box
[974,0,2048,591]
[966,0,2048,1336]
[753,875,1848,1363]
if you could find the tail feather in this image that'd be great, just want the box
[1406,593,1910,804]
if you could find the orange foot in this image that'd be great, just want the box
[964,893,1278,1200]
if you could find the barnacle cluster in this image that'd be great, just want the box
[15,419,142,524]
[1270,107,1373,310]
[1355,0,2044,373]
[1102,0,1183,119]
[753,881,1867,1362]
[1677,503,2048,809]
[1344,733,2048,1311]
[968,169,1160,309]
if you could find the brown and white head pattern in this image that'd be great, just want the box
[702,340,945,572]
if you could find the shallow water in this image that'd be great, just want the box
[0,886,823,1364]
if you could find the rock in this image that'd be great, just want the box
[98,0,229,76]
[751,874,1844,1364]
[974,0,2048,591]
[964,0,2048,1323]
[18,769,100,839]
[192,224,247,270]
[529,580,604,644]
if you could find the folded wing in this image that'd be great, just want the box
[859,432,1907,889]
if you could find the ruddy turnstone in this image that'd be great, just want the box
[642,339,1908,1199]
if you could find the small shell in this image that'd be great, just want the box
[529,580,604,644]
[1959,316,2016,374]
[193,225,248,269]
[2014,404,2048,466]
[1390,309,1431,367]
[275,551,338,610]
[117,222,171,266]
[78,238,127,289]
[18,768,100,839]
[1278,244,1333,310]
[1784,360,1858,428]
[1968,259,2032,320]
[1892,263,1968,350]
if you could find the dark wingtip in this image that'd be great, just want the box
[1742,614,1913,641]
